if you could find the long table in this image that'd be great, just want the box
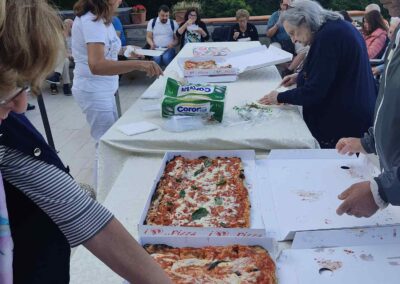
[97,41,318,202]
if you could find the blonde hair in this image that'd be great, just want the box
[0,0,64,95]
[236,9,250,20]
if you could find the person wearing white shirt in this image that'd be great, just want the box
[146,5,179,67]
[71,0,162,144]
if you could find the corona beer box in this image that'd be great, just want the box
[161,78,226,122]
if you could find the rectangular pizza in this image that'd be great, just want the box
[145,156,250,227]
[184,60,232,70]
[144,244,276,283]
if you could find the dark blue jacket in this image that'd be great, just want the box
[0,112,70,284]
[278,20,376,148]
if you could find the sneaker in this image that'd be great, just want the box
[63,84,72,96]
[50,83,58,95]
[46,72,61,84]
[26,103,35,111]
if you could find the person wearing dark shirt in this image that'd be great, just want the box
[176,8,209,49]
[259,0,376,149]
[230,9,259,42]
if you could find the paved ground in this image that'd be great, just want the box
[25,71,155,188]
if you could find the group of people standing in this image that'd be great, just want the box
[0,0,399,283]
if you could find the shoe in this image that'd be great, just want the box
[63,84,72,96]
[50,83,58,95]
[46,72,61,84]
[27,103,35,111]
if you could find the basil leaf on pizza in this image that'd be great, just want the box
[192,207,209,220]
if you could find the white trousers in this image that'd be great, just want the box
[72,88,118,142]
[72,88,118,190]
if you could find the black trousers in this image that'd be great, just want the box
[5,181,71,284]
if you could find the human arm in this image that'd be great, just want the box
[277,36,339,106]
[167,33,179,49]
[258,73,298,105]
[84,217,172,284]
[87,43,162,76]
[177,19,192,36]
[0,146,171,282]
[266,13,279,38]
[146,31,156,49]
[198,21,210,41]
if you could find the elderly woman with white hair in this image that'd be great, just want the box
[259,0,377,148]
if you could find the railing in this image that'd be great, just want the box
[123,10,365,47]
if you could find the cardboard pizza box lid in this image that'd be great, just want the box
[277,240,400,284]
[256,149,400,241]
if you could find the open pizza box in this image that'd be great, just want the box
[138,150,266,238]
[256,149,400,241]
[276,225,400,284]
[177,45,293,80]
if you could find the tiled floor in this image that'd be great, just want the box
[25,71,155,188]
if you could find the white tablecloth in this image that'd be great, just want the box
[97,42,318,202]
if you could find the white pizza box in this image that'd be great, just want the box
[177,56,239,77]
[292,225,400,249]
[277,226,400,284]
[257,149,400,241]
[192,46,231,57]
[138,150,266,238]
[139,235,278,260]
[186,75,238,84]
[178,45,292,77]
[124,45,165,57]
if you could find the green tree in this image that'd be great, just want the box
[201,0,252,18]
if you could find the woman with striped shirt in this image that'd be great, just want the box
[0,1,171,283]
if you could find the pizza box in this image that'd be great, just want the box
[257,149,400,241]
[186,75,238,84]
[277,226,400,284]
[177,56,239,77]
[138,150,266,238]
[178,45,292,78]
[124,45,165,57]
[192,46,231,57]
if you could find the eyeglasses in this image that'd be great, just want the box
[0,86,29,106]
[189,13,197,17]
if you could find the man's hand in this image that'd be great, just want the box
[336,138,366,155]
[281,73,298,87]
[149,43,156,50]
[258,90,279,105]
[233,31,240,40]
[336,181,379,218]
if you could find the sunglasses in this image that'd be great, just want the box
[0,86,29,106]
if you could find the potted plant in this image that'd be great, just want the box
[130,4,146,24]
[172,1,202,24]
